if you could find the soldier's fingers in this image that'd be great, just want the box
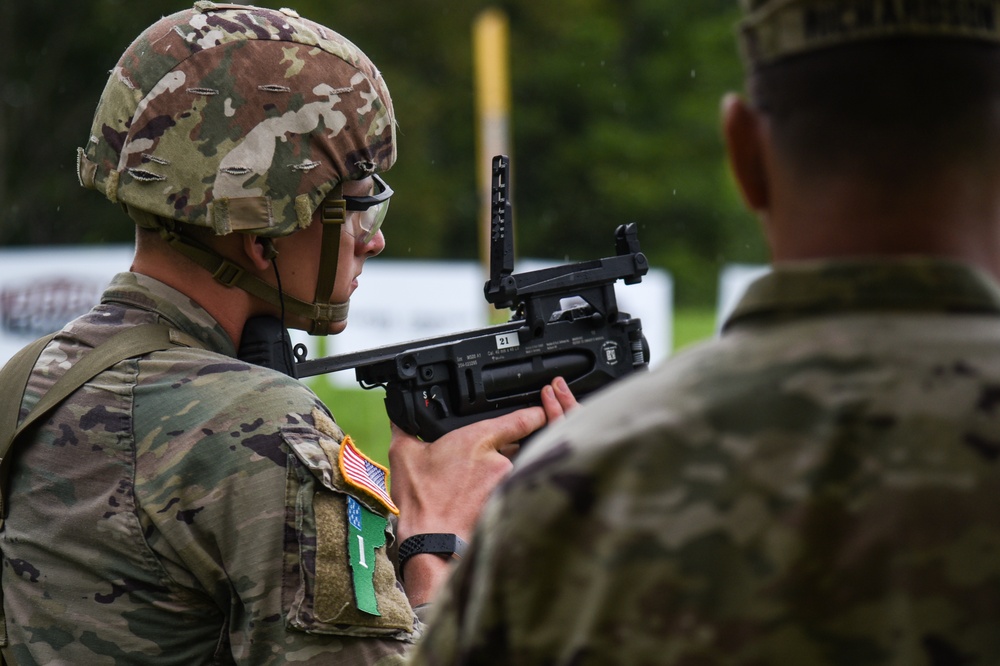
[553,377,579,412]
[541,377,579,423]
[472,406,546,452]
[387,422,426,467]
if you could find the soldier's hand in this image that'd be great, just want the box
[388,377,577,604]
[540,375,578,424]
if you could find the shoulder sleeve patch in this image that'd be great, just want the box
[281,409,415,640]
[338,435,398,515]
[314,492,413,632]
[283,408,396,515]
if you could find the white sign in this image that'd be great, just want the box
[716,263,769,333]
[0,246,134,363]
[0,247,673,383]
[306,258,673,386]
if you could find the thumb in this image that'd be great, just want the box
[469,406,546,451]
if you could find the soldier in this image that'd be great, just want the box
[0,3,574,664]
[409,1,1000,664]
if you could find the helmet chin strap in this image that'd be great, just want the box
[126,192,351,335]
[310,185,350,335]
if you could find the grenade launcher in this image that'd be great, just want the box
[238,155,651,441]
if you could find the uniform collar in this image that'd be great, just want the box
[101,272,237,356]
[723,258,1000,333]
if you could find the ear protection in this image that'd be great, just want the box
[260,238,279,261]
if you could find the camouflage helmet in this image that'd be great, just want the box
[77,0,396,237]
[738,0,1000,70]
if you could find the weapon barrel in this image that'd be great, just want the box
[294,323,519,378]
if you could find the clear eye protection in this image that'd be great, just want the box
[342,173,392,243]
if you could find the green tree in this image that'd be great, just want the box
[0,0,181,246]
[0,1,764,307]
[499,0,763,303]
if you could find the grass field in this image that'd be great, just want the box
[314,306,718,466]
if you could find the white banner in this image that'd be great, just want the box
[716,263,769,332]
[0,246,134,362]
[303,258,673,386]
[1,247,673,382]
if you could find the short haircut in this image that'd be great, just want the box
[748,39,1000,183]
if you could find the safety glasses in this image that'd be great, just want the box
[343,173,392,243]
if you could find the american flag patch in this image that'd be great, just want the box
[338,436,398,515]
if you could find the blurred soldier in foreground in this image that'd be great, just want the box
[410,1,1000,663]
[0,3,573,663]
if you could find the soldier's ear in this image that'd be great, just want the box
[243,235,277,271]
[722,93,770,213]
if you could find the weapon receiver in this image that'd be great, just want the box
[238,155,651,440]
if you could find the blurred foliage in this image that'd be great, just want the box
[0,0,766,306]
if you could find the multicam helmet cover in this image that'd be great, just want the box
[77,1,396,237]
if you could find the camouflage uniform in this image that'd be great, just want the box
[410,259,1000,665]
[2,272,419,665]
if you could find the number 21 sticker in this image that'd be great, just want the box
[496,332,520,350]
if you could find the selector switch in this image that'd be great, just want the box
[421,386,450,418]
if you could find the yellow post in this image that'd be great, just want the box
[473,8,511,287]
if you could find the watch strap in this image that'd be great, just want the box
[397,533,468,579]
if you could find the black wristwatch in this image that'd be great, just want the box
[398,533,468,579]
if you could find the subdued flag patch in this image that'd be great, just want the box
[338,435,398,514]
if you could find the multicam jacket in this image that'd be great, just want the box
[1,272,417,665]
[410,258,1000,665]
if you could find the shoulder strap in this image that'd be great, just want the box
[0,333,57,458]
[0,323,204,518]
[0,333,55,658]
[0,323,204,655]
